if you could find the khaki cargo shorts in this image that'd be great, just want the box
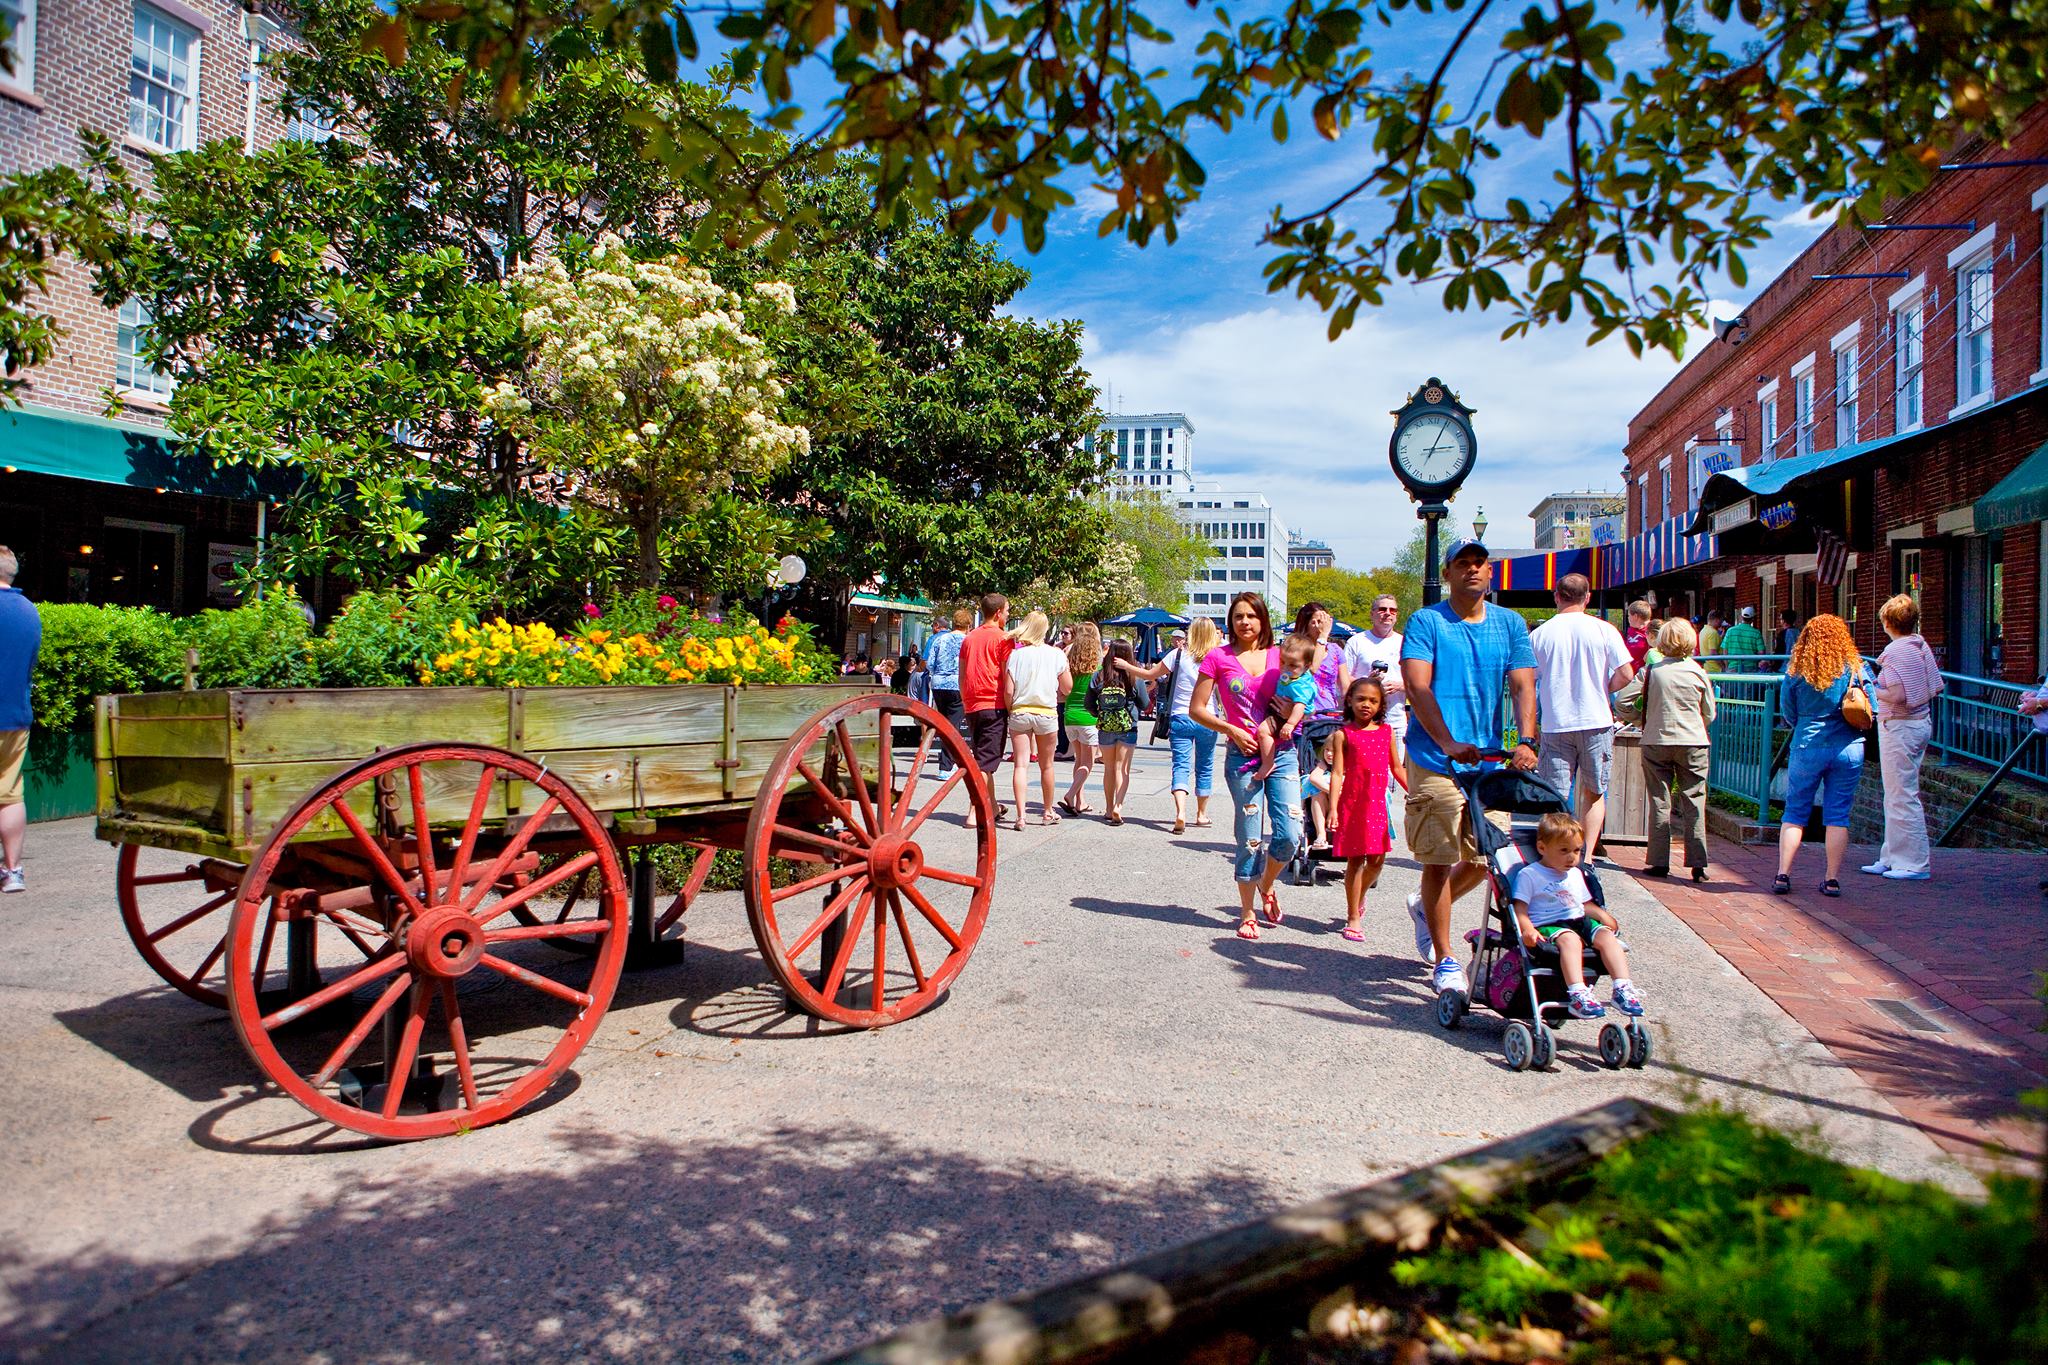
[0,729,24,806]
[1404,758,1479,867]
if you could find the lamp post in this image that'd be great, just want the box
[761,553,806,626]
[1473,508,1489,543]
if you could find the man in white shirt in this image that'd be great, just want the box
[1341,594,1407,736]
[1529,573,1636,862]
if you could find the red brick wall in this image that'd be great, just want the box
[2,0,299,424]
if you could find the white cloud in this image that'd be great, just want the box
[1084,300,1688,569]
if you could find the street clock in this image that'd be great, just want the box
[1388,378,1478,501]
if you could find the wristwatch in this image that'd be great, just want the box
[1516,737,1538,753]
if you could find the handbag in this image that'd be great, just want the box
[1150,650,1180,743]
[1841,667,1874,731]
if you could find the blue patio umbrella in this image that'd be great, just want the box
[1097,606,1193,664]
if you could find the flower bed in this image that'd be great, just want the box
[421,605,819,687]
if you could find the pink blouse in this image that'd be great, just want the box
[1199,646,1280,733]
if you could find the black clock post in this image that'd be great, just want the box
[1387,379,1478,607]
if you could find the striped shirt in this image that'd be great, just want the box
[1876,634,1942,721]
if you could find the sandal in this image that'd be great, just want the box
[1010,815,1026,832]
[1261,890,1283,926]
[1236,919,1260,941]
[1172,818,1186,835]
[1057,798,1083,818]
[1341,926,1364,942]
[1038,812,1060,825]
[1819,878,1842,898]
[1105,813,1124,826]
[1771,874,1792,895]
[1192,816,1212,827]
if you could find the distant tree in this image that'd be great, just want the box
[1108,493,1210,613]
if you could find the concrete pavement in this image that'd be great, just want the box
[0,742,1973,1362]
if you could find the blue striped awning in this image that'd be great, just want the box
[1596,513,1719,586]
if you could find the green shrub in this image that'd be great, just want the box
[312,589,476,688]
[175,590,316,690]
[30,603,183,731]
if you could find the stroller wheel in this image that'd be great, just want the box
[1531,1021,1556,1071]
[1434,988,1467,1030]
[1597,1022,1629,1069]
[1626,1020,1652,1069]
[1503,1021,1534,1071]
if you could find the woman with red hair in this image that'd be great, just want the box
[1772,614,1874,897]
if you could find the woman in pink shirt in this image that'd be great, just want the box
[1189,592,1300,939]
[1865,593,1943,881]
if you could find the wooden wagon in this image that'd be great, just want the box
[96,684,996,1141]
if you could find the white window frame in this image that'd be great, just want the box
[1790,354,1816,457]
[1948,223,1998,416]
[0,0,37,96]
[2032,184,2048,385]
[1757,379,1780,457]
[1890,274,1926,434]
[1637,472,1650,532]
[115,297,175,399]
[130,3,203,152]
[1832,324,1860,447]
[1658,457,1672,521]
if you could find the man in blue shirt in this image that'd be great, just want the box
[1399,538,1538,1000]
[0,546,40,893]
[922,607,971,773]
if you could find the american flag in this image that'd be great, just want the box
[1815,526,1849,586]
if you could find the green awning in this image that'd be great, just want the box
[1975,438,2048,533]
[0,403,294,501]
[849,591,931,615]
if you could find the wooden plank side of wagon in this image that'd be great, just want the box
[227,688,511,764]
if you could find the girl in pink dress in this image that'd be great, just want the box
[1326,677,1406,941]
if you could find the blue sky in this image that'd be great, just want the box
[974,4,1828,570]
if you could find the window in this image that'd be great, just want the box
[1833,342,1859,445]
[1956,257,1994,408]
[0,0,36,93]
[1758,382,1779,456]
[115,297,174,398]
[1893,299,1924,430]
[1658,460,1671,521]
[1897,547,1922,607]
[1637,473,1650,532]
[130,5,201,152]
[1793,370,1815,457]
[285,103,336,143]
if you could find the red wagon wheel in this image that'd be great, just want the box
[226,743,628,1142]
[117,844,248,1008]
[744,693,995,1027]
[510,841,716,954]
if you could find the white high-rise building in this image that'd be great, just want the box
[1090,413,1197,499]
[1176,488,1290,623]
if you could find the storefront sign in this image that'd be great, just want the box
[1711,498,1756,534]
[1758,501,1798,531]
[207,543,254,605]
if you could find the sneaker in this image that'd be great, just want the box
[1567,986,1605,1019]
[1406,892,1432,962]
[1610,981,1644,1017]
[1859,860,1891,876]
[1431,956,1468,996]
[1883,867,1931,880]
[0,867,21,893]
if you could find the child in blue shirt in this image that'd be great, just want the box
[1511,812,1644,1019]
[1240,633,1318,801]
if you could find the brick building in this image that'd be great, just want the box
[1617,108,2048,686]
[1,0,302,611]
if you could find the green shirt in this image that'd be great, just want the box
[1064,671,1097,725]
[1719,621,1765,665]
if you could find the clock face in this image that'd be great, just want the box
[1393,413,1473,488]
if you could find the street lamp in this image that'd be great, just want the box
[1472,508,1489,542]
[762,554,807,625]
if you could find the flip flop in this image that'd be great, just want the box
[1341,926,1365,942]
[1172,818,1186,834]
[1235,920,1260,941]
[1057,798,1083,817]
[1261,890,1283,926]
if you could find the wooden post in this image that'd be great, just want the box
[183,648,198,691]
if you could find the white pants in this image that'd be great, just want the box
[1877,715,1932,875]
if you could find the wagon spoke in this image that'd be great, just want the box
[919,863,985,889]
[870,894,888,1012]
[190,931,230,983]
[319,911,384,963]
[254,910,280,983]
[407,765,440,906]
[900,883,964,950]
[786,876,869,960]
[455,795,563,916]
[895,728,934,831]
[899,769,966,840]
[486,919,615,944]
[379,982,432,1120]
[132,868,206,888]
[469,849,599,927]
[834,721,879,835]
[310,970,414,1087]
[440,981,480,1110]
[795,759,869,842]
[144,891,234,943]
[876,711,894,827]
[261,952,405,1031]
[478,954,593,1008]
[818,890,871,1002]
[767,860,865,905]
[552,868,589,924]
[331,801,429,920]
[888,892,929,989]
[445,766,499,896]
[769,823,861,862]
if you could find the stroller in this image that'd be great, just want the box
[1286,711,1345,887]
[1436,765,1652,1073]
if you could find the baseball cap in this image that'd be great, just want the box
[1170,627,1187,639]
[1738,605,1756,620]
[1441,537,1490,567]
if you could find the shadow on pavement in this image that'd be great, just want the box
[3,1124,1279,1363]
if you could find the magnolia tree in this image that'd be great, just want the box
[485,240,811,588]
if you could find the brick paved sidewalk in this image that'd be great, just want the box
[1602,834,2046,1170]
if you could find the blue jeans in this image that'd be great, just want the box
[1784,735,1864,827]
[1168,712,1217,796]
[1222,744,1301,883]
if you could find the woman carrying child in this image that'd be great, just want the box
[1190,593,1300,938]
[1511,812,1645,1019]
[1237,631,1318,801]
[1325,676,1406,941]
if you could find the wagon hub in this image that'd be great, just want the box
[408,907,487,979]
[865,833,925,890]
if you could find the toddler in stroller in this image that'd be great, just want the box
[1441,768,1652,1073]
